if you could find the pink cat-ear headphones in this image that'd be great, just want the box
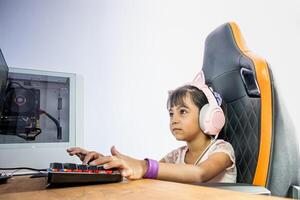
[190,71,225,137]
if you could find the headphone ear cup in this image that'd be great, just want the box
[211,108,225,133]
[199,104,209,133]
[199,104,225,136]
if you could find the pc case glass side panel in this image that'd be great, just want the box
[0,69,71,144]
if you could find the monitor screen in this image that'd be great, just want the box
[0,49,9,115]
[0,67,82,169]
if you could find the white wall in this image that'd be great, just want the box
[0,0,299,164]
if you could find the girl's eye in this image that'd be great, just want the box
[169,112,174,117]
[180,109,187,115]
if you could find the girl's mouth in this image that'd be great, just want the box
[172,128,182,131]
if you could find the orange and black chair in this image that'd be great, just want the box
[198,22,300,198]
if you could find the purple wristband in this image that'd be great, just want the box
[143,158,159,179]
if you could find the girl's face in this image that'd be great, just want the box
[169,93,202,141]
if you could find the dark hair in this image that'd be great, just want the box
[167,85,208,111]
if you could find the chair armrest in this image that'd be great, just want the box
[290,185,299,199]
[193,182,271,195]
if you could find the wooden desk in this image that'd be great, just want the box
[0,176,288,200]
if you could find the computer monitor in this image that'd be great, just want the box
[0,49,9,116]
[0,51,84,170]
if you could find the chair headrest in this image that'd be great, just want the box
[202,22,257,103]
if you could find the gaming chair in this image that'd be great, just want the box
[198,22,300,198]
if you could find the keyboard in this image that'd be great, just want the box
[47,162,122,186]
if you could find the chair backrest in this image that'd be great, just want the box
[201,22,300,197]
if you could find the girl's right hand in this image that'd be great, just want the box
[93,146,148,180]
[66,147,104,165]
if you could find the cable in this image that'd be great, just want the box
[0,167,48,177]
[39,109,62,140]
[0,167,47,172]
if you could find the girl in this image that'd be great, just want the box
[67,72,237,183]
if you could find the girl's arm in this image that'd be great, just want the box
[100,146,233,183]
[157,152,232,183]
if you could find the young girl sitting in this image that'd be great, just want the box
[67,71,237,183]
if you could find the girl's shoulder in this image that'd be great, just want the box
[161,145,188,163]
[167,145,187,157]
[208,139,235,160]
[212,139,233,147]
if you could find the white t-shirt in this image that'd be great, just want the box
[161,139,237,183]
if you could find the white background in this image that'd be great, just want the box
[0,0,299,165]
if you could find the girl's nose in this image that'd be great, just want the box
[171,114,179,124]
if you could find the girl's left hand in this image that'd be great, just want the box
[89,146,147,180]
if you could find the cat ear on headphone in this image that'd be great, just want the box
[190,71,206,90]
[168,70,206,96]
